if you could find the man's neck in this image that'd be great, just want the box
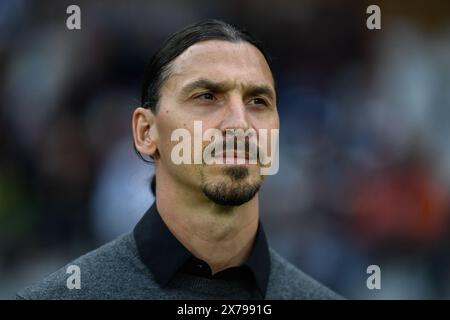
[155,171,259,274]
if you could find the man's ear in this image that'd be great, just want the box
[132,107,158,158]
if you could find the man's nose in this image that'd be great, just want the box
[219,96,250,132]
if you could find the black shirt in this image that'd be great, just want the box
[133,203,270,297]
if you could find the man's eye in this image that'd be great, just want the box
[250,97,268,106]
[195,93,215,100]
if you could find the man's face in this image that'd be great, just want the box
[154,40,279,206]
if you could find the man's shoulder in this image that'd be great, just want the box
[16,233,157,300]
[267,248,343,300]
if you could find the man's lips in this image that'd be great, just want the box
[213,150,255,161]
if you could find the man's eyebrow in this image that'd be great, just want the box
[179,78,276,101]
[180,79,229,97]
[245,85,276,101]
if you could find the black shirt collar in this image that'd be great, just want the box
[133,202,270,296]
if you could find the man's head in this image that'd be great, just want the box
[133,19,279,207]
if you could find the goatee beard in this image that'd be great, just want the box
[201,167,261,206]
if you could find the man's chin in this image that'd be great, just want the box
[199,166,262,207]
[201,180,261,207]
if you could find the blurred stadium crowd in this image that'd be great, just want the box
[1,0,450,299]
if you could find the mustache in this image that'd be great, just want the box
[207,136,263,160]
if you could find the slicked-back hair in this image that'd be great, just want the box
[141,19,275,112]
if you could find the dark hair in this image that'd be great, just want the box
[141,19,274,112]
[138,19,275,196]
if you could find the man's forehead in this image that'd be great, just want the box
[167,40,274,89]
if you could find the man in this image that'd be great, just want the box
[18,19,341,299]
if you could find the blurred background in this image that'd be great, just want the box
[1,0,450,299]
